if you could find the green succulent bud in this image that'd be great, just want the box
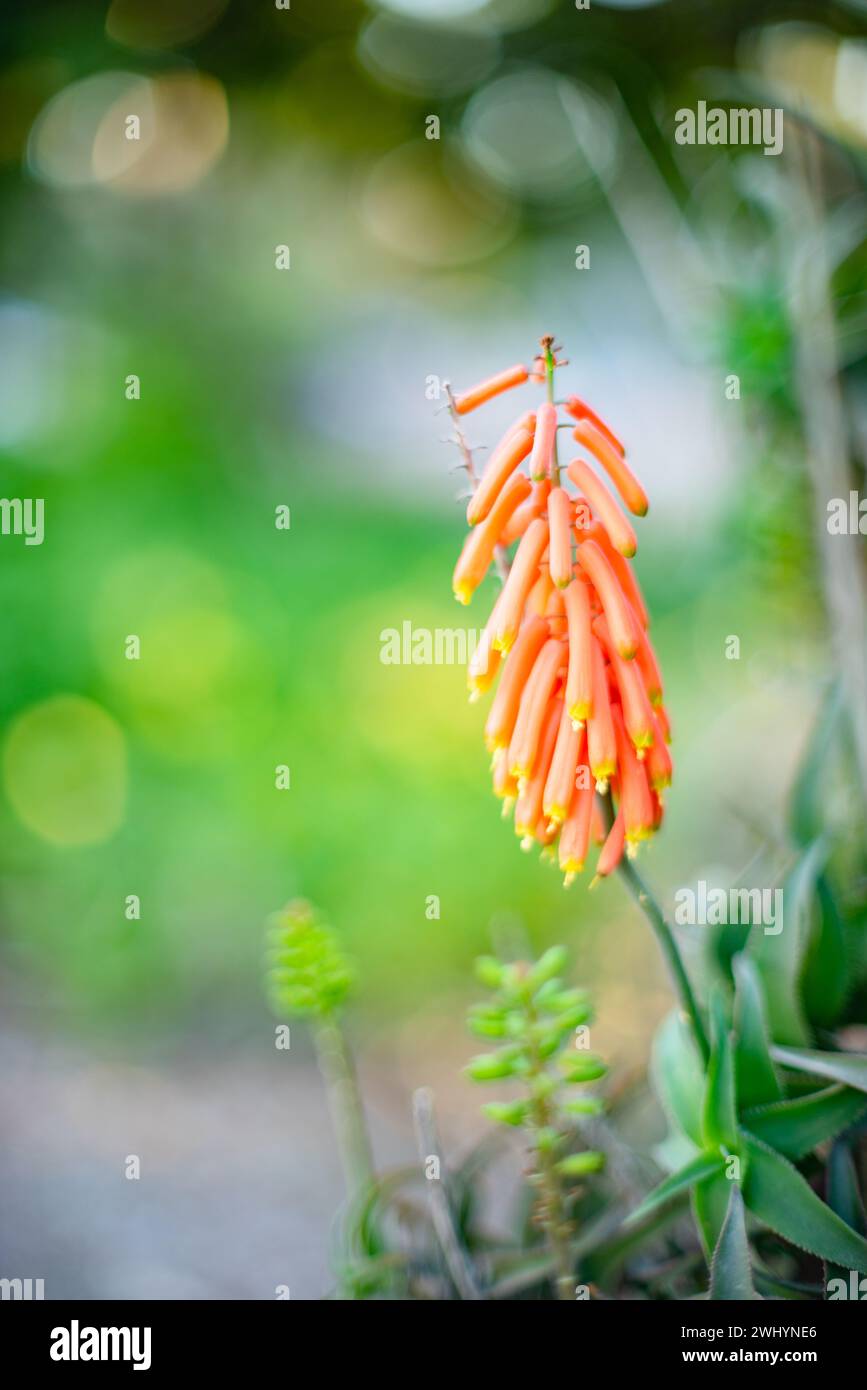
[466,1046,524,1082]
[527,946,569,992]
[467,1004,508,1039]
[482,1100,529,1127]
[559,1053,607,1084]
[265,899,354,1019]
[541,987,591,1017]
[562,1096,604,1116]
[533,978,565,1008]
[474,955,505,989]
[556,1151,606,1177]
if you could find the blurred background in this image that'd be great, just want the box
[0,0,865,1297]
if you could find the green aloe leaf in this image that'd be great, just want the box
[652,1009,705,1147]
[628,1151,725,1226]
[692,1168,734,1264]
[701,990,738,1153]
[789,681,843,848]
[742,1133,867,1274]
[826,1140,867,1291]
[709,1184,760,1300]
[802,874,850,1029]
[748,839,828,1046]
[742,1086,867,1159]
[771,1045,867,1095]
[732,954,782,1109]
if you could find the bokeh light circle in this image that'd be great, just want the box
[3,695,127,846]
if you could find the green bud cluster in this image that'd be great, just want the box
[265,899,355,1019]
[465,945,606,1182]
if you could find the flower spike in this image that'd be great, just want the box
[443,334,670,888]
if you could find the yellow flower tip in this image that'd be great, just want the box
[563,871,576,889]
[588,874,602,891]
[636,747,647,762]
[622,542,637,559]
[650,691,663,707]
[520,835,535,853]
[514,771,530,789]
[501,796,515,819]
[625,840,639,860]
[493,632,515,655]
[570,717,585,733]
[595,777,609,795]
[468,689,481,704]
[560,857,584,881]
[453,587,472,606]
[540,845,556,863]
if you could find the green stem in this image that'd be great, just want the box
[617,853,710,1065]
[525,991,575,1300]
[544,340,560,486]
[602,795,709,1065]
[314,1011,375,1200]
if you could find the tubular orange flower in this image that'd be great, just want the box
[611,704,654,845]
[563,395,625,457]
[454,363,529,415]
[590,807,625,887]
[483,615,548,751]
[593,615,655,753]
[453,472,531,604]
[634,623,664,706]
[467,422,535,526]
[590,795,606,846]
[587,636,616,790]
[572,418,648,516]
[508,638,566,780]
[529,401,558,481]
[646,710,673,789]
[567,457,637,558]
[492,745,518,813]
[515,698,562,840]
[445,333,670,881]
[582,520,649,629]
[547,487,574,589]
[558,768,594,885]
[490,516,549,652]
[501,478,550,546]
[564,579,593,725]
[467,629,501,701]
[526,567,554,617]
[543,708,584,826]
[575,539,640,660]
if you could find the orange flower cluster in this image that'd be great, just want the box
[450,338,672,887]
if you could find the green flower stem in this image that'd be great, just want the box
[314,1011,375,1200]
[544,338,560,485]
[524,993,575,1301]
[602,794,709,1065]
